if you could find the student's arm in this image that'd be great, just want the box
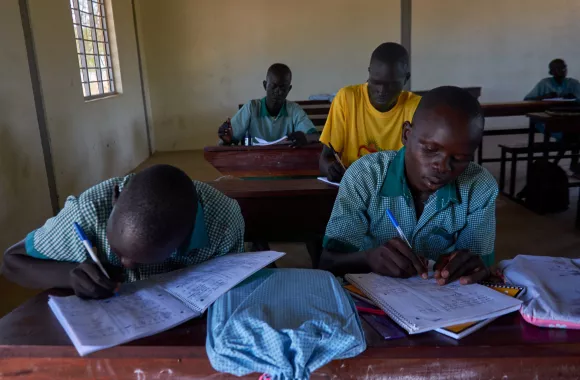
[434,178,499,285]
[524,80,556,100]
[319,90,348,181]
[287,105,319,146]
[318,159,425,277]
[228,102,253,143]
[0,194,119,298]
[215,197,246,255]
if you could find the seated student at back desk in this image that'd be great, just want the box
[218,63,318,147]
[319,42,421,182]
[524,58,580,176]
[0,165,244,299]
[320,87,498,285]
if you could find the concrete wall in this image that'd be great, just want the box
[412,0,580,129]
[29,0,149,201]
[137,0,401,151]
[0,0,53,256]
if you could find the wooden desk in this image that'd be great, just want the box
[204,144,323,178]
[477,101,574,164]
[2,290,580,379]
[208,179,338,242]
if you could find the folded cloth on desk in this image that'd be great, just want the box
[500,255,580,329]
[308,93,336,102]
[206,269,366,380]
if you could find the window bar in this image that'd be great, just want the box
[90,0,104,94]
[72,0,90,97]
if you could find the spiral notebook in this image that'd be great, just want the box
[48,251,285,356]
[345,273,522,335]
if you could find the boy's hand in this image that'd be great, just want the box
[434,250,489,285]
[327,160,345,182]
[365,238,427,278]
[218,118,233,145]
[288,131,308,147]
[69,261,120,299]
[542,92,558,100]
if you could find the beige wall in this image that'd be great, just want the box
[0,0,53,256]
[28,0,149,201]
[412,0,580,129]
[137,0,401,151]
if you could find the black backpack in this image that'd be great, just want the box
[518,160,569,214]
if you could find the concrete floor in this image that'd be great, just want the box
[1,136,580,317]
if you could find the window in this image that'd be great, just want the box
[70,0,117,99]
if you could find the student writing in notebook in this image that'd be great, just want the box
[319,42,421,182]
[218,63,318,147]
[319,86,498,286]
[1,165,245,299]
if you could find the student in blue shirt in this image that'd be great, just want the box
[524,59,580,176]
[218,64,318,147]
[525,59,580,101]
[320,86,498,286]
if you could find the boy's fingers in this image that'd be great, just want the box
[388,238,426,276]
[460,265,490,285]
[441,250,471,279]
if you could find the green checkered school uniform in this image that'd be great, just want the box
[25,175,245,282]
[323,148,498,266]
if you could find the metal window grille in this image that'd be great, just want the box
[70,0,116,99]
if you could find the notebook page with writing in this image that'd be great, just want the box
[48,283,197,356]
[346,273,522,334]
[157,251,285,312]
[48,251,285,356]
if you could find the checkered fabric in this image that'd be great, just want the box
[25,175,245,281]
[323,148,498,266]
[206,269,366,379]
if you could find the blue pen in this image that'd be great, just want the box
[73,222,110,279]
[385,210,413,249]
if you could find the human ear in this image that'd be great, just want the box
[402,121,412,146]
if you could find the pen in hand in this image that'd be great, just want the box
[328,142,347,171]
[385,209,427,278]
[73,222,111,279]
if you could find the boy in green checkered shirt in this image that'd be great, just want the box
[320,86,498,286]
[1,165,245,299]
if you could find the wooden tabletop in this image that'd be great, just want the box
[481,100,574,117]
[207,179,338,241]
[1,290,580,379]
[204,143,323,178]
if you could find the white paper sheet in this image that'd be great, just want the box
[49,251,285,356]
[253,136,289,146]
[317,177,340,187]
[346,273,522,334]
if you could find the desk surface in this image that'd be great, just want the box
[204,143,323,178]
[2,290,580,378]
[481,100,573,117]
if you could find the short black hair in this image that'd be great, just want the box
[370,42,409,69]
[267,63,292,81]
[414,86,484,133]
[114,165,197,249]
[549,58,566,69]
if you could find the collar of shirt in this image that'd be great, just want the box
[174,201,209,256]
[259,97,288,119]
[378,147,461,210]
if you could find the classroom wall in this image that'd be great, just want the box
[412,0,580,129]
[28,0,149,201]
[0,0,53,257]
[137,0,401,151]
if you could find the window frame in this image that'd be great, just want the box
[70,0,117,100]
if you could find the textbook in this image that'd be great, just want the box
[49,251,285,356]
[345,273,522,335]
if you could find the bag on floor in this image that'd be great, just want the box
[206,268,366,380]
[520,159,569,214]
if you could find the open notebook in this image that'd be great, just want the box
[345,273,522,335]
[49,251,284,356]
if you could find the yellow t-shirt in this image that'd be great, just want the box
[319,83,421,167]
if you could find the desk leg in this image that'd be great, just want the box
[543,130,550,159]
[526,120,535,182]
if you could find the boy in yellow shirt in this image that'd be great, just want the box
[319,42,421,182]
